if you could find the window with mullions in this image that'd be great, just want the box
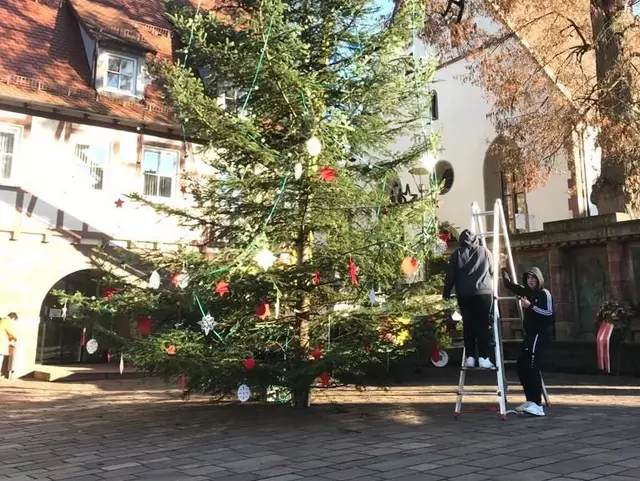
[143,149,179,198]
[502,172,529,233]
[73,143,108,190]
[0,125,20,181]
[105,54,136,94]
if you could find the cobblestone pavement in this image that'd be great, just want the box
[2,371,640,481]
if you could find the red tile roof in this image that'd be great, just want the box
[0,0,221,132]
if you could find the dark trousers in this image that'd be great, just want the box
[457,294,493,359]
[516,331,548,405]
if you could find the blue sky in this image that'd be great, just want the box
[375,0,394,16]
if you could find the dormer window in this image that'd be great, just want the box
[105,54,136,94]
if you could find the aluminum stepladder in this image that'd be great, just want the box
[454,199,550,420]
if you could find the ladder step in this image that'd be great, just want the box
[504,360,517,364]
[477,232,506,238]
[473,211,494,216]
[499,317,522,322]
[461,366,498,371]
[457,390,503,396]
[495,296,519,301]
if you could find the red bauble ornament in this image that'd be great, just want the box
[256,302,270,320]
[137,316,153,336]
[320,371,331,387]
[215,280,230,296]
[102,287,117,301]
[348,257,359,286]
[311,347,322,360]
[170,272,180,288]
[439,232,450,247]
[401,256,419,277]
[313,271,321,286]
[243,357,256,370]
[166,345,177,355]
[319,166,336,182]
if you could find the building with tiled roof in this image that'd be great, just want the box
[0,0,222,378]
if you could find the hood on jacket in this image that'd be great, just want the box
[459,229,479,248]
[523,267,545,290]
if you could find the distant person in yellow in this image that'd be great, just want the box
[0,312,18,379]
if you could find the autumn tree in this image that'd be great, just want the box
[396,0,640,216]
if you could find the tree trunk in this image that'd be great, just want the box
[292,229,311,408]
[589,1,640,216]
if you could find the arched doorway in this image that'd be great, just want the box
[483,136,530,233]
[36,269,105,365]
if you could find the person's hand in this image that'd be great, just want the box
[501,268,511,283]
[520,297,531,309]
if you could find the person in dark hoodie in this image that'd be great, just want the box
[443,229,495,370]
[501,267,553,417]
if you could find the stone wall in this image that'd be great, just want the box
[510,213,640,342]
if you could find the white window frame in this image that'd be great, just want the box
[0,124,23,185]
[69,135,111,192]
[141,147,180,200]
[103,53,137,95]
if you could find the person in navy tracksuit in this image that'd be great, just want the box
[501,267,553,417]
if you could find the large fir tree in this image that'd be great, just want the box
[59,0,451,407]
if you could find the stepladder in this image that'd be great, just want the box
[453,199,550,420]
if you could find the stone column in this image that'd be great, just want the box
[548,246,574,340]
[607,241,628,300]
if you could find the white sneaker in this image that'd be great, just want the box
[464,356,476,368]
[523,403,545,417]
[514,401,533,412]
[478,357,495,369]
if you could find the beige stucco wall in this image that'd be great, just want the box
[0,110,209,376]
[393,45,574,234]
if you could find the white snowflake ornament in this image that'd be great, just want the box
[86,338,99,355]
[237,384,251,403]
[198,313,217,335]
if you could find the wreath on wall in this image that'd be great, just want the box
[595,300,635,342]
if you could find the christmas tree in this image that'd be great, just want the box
[57,0,453,406]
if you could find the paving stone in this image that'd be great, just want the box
[257,475,302,481]
[542,459,605,475]
[3,375,640,481]
[448,475,491,481]
[468,455,526,468]
[566,472,604,480]
[220,455,287,473]
[427,465,479,477]
[322,467,378,480]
